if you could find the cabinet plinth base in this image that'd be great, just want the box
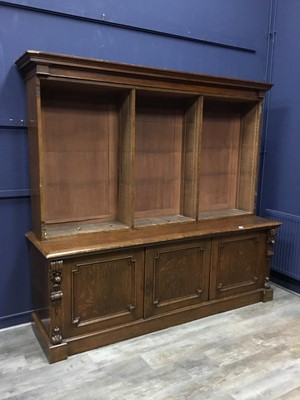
[32,313,68,364]
[262,288,274,303]
[32,288,272,363]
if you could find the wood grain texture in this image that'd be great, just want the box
[210,232,266,299]
[135,98,183,219]
[144,240,211,318]
[41,81,119,224]
[16,51,272,237]
[26,215,280,259]
[63,249,144,337]
[237,102,262,212]
[26,222,278,362]
[118,89,135,227]
[198,101,241,213]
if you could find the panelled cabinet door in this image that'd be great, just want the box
[62,249,144,337]
[144,240,210,318]
[210,232,266,299]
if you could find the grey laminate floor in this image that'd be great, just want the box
[1,285,300,400]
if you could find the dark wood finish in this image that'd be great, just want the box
[16,51,271,99]
[237,102,262,212]
[181,97,202,219]
[26,76,43,238]
[66,289,267,358]
[144,240,210,318]
[210,232,266,299]
[118,90,135,227]
[62,249,144,337]
[25,215,278,259]
[32,312,68,363]
[16,51,279,363]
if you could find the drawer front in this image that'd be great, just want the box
[144,240,210,318]
[210,232,266,299]
[62,248,144,337]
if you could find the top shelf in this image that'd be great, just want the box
[16,50,272,100]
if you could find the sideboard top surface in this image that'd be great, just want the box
[26,215,280,259]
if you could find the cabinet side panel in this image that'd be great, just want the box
[237,102,262,212]
[30,245,50,336]
[26,77,43,238]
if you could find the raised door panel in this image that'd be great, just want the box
[62,249,144,337]
[210,232,265,299]
[144,240,210,318]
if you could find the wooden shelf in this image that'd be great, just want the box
[198,209,251,220]
[26,215,279,259]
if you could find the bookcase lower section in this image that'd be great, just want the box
[29,222,277,363]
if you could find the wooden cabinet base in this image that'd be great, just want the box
[33,288,272,363]
[27,216,279,363]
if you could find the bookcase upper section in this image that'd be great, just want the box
[16,51,272,240]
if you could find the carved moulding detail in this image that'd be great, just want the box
[265,228,277,291]
[49,260,63,345]
[51,327,62,344]
[264,276,271,289]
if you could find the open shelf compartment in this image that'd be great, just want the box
[134,90,202,228]
[198,99,262,220]
[39,80,134,238]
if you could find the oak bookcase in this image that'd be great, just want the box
[16,51,280,363]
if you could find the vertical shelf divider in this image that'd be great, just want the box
[182,95,203,220]
[118,89,136,228]
[237,101,263,213]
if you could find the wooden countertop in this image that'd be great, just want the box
[26,215,281,259]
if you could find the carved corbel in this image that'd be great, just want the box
[263,229,277,302]
[49,260,63,345]
[266,228,276,257]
